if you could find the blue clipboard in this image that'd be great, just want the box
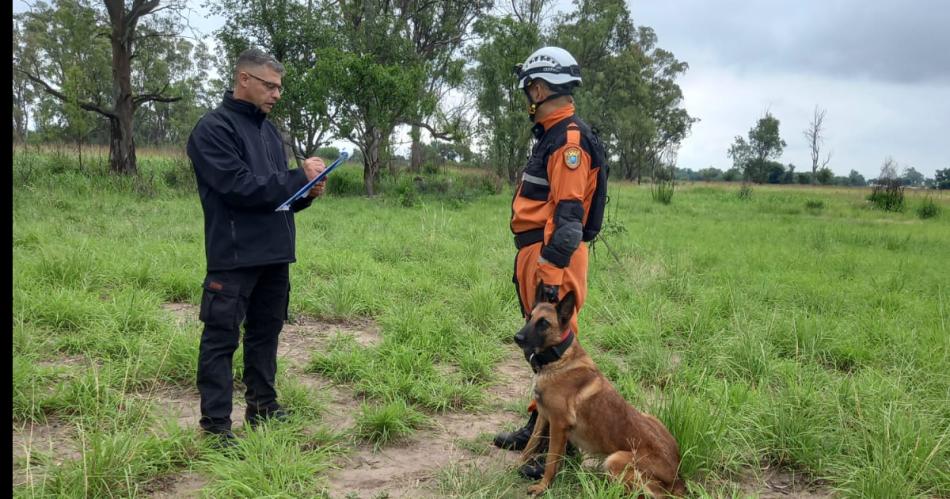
[275,151,349,211]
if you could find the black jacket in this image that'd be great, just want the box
[187,91,314,271]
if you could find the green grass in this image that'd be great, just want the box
[12,149,950,497]
[353,398,430,447]
[199,422,342,498]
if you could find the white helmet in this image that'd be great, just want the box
[515,46,582,89]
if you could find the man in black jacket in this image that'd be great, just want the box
[186,48,325,445]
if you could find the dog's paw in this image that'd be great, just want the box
[527,483,548,496]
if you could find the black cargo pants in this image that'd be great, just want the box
[196,263,290,432]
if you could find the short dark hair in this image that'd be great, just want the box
[546,81,578,96]
[233,48,285,82]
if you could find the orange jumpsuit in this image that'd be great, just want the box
[511,103,600,339]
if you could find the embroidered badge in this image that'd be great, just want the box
[564,147,581,169]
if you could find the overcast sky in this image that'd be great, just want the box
[625,0,949,178]
[15,0,947,178]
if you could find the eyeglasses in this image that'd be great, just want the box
[243,72,283,93]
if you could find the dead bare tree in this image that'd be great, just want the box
[804,105,832,185]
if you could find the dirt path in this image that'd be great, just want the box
[320,353,528,499]
[147,303,529,498]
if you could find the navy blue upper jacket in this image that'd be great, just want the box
[187,91,314,271]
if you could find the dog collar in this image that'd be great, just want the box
[528,330,575,373]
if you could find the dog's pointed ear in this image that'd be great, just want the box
[555,291,576,328]
[534,282,546,306]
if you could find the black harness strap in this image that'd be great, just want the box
[514,228,545,250]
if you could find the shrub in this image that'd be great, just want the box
[394,176,419,207]
[916,196,941,219]
[160,158,196,191]
[422,162,441,175]
[651,179,675,204]
[868,180,904,212]
[805,200,824,211]
[325,166,365,196]
[460,172,504,196]
[737,184,753,200]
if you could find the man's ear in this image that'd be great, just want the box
[555,291,576,328]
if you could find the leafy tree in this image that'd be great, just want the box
[901,167,925,187]
[133,33,217,146]
[402,2,487,172]
[783,163,796,184]
[722,167,741,182]
[698,167,722,181]
[765,161,785,184]
[935,168,950,190]
[332,1,433,195]
[554,0,694,182]
[469,14,543,183]
[728,111,786,183]
[12,18,39,143]
[211,0,340,163]
[62,64,98,167]
[15,1,112,145]
[816,167,834,185]
[15,0,197,174]
[848,169,867,187]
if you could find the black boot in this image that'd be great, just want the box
[493,410,538,451]
[518,441,581,480]
[246,403,290,429]
[203,427,239,450]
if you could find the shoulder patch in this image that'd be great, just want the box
[564,147,582,169]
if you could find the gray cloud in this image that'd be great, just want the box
[632,0,950,84]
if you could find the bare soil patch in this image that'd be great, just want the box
[145,471,209,498]
[323,348,529,499]
[737,466,834,498]
[12,419,80,489]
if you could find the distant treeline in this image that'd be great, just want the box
[13,0,696,194]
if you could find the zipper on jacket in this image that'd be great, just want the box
[230,217,239,262]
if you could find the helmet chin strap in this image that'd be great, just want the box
[526,88,570,122]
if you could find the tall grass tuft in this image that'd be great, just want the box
[200,424,336,498]
[29,423,198,498]
[868,179,905,212]
[354,398,429,447]
[652,178,676,204]
[916,196,941,219]
[805,199,824,212]
[737,183,753,200]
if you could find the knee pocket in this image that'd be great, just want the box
[199,279,242,330]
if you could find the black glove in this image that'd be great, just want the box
[537,283,559,304]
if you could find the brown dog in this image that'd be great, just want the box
[514,291,686,497]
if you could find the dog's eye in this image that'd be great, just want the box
[535,318,548,330]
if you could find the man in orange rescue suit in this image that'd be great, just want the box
[493,46,608,480]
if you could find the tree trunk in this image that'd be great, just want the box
[109,109,137,175]
[107,2,138,175]
[409,125,422,173]
[362,128,382,196]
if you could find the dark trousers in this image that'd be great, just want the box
[196,263,290,431]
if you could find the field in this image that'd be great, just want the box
[12,148,950,498]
